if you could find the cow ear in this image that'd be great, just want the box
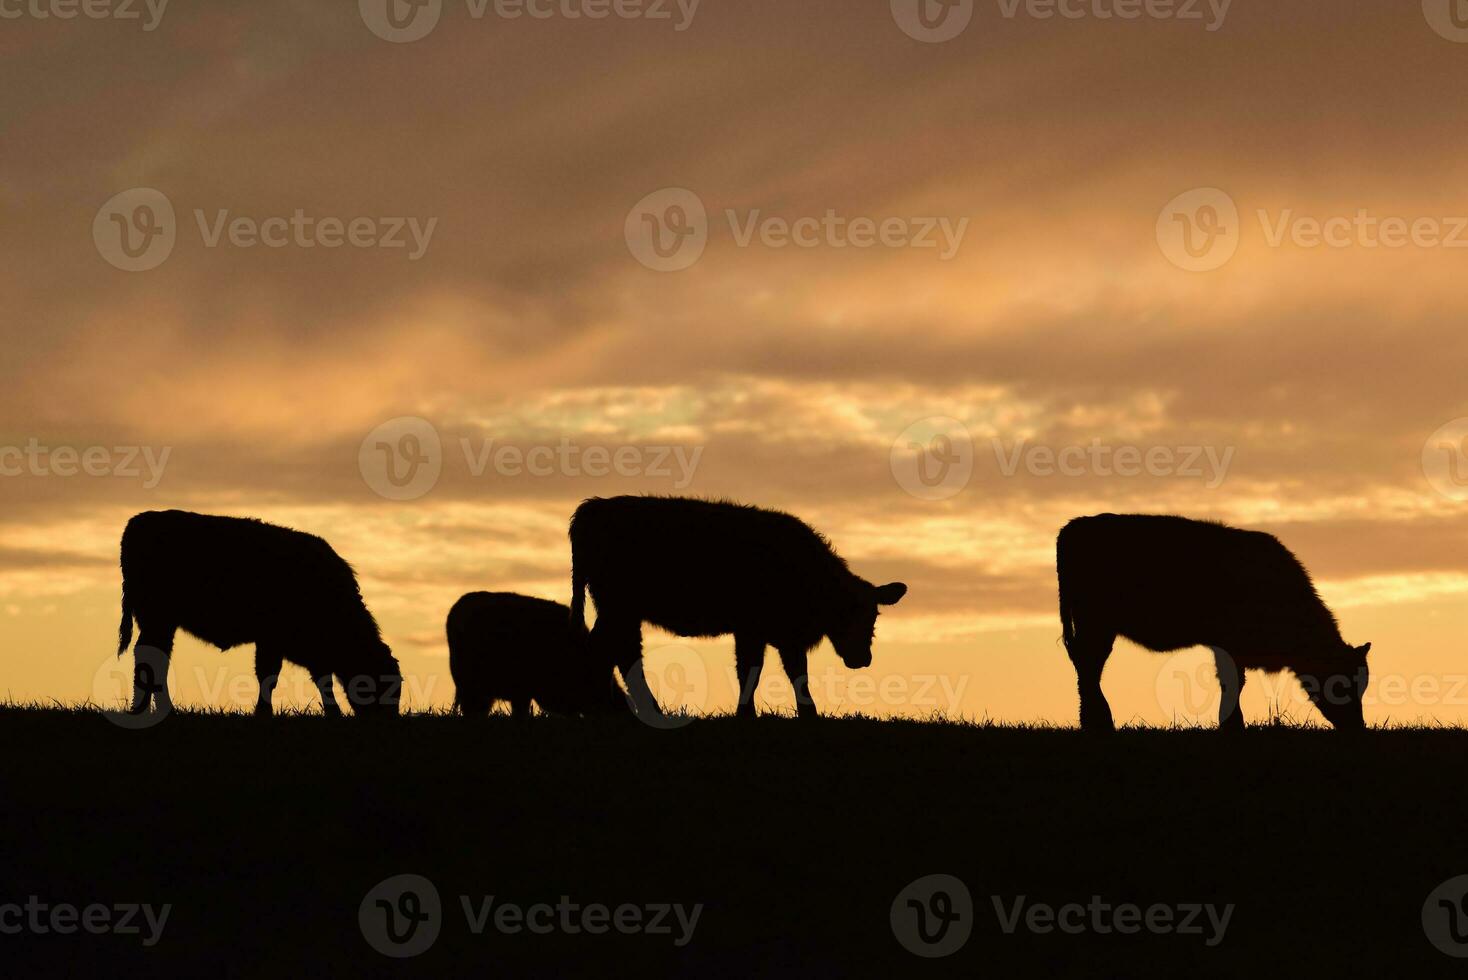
[1357,642,1372,656]
[874,582,908,606]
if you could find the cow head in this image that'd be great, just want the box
[340,640,403,718]
[827,580,908,669]
[1297,642,1371,730]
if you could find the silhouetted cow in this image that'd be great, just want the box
[1057,513,1371,731]
[118,510,402,718]
[448,592,622,718]
[569,496,907,720]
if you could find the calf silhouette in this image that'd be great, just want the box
[569,495,907,720]
[447,592,622,718]
[118,510,402,718]
[1057,513,1371,731]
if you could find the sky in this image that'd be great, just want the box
[4,0,1468,725]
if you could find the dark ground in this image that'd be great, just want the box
[0,706,1465,977]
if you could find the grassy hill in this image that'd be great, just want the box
[0,705,1464,976]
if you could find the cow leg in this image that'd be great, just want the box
[313,675,343,718]
[456,694,492,716]
[596,616,662,719]
[130,623,176,715]
[254,646,283,717]
[510,699,532,719]
[776,646,818,721]
[1214,647,1246,733]
[734,634,765,718]
[1067,626,1116,732]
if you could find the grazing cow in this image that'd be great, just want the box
[569,496,907,720]
[118,510,402,718]
[1057,513,1371,732]
[447,592,622,718]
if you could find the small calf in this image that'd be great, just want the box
[447,592,622,718]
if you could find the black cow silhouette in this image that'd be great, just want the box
[117,510,401,717]
[569,495,907,720]
[1057,513,1371,731]
[447,591,622,718]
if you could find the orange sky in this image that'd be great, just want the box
[4,0,1468,725]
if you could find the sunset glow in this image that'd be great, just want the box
[5,1,1468,728]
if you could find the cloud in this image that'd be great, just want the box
[4,1,1468,717]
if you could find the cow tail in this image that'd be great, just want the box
[118,514,138,656]
[118,588,134,656]
[1056,524,1075,652]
